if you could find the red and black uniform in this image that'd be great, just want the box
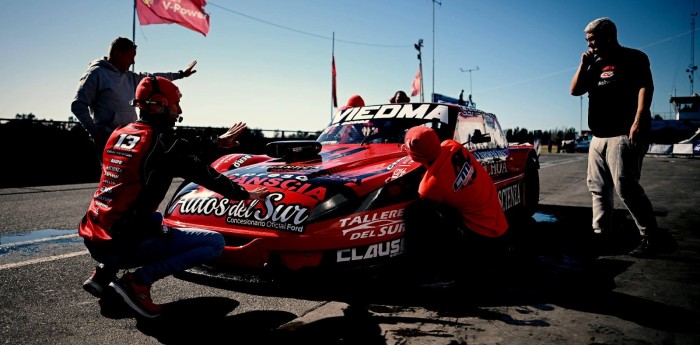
[79,119,249,245]
[418,140,508,238]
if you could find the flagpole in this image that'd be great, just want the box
[132,0,136,72]
[331,32,335,122]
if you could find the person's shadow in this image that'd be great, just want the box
[99,294,304,344]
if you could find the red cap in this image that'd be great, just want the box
[340,94,365,111]
[404,126,440,163]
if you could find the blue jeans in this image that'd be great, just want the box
[587,135,657,237]
[87,214,224,286]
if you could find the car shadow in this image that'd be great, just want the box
[169,204,698,342]
[136,306,299,345]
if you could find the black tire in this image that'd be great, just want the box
[523,154,540,216]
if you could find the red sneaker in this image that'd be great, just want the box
[109,273,161,318]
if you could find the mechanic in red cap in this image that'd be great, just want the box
[340,94,365,111]
[402,125,508,284]
[79,76,269,318]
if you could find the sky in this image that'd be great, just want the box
[0,0,697,134]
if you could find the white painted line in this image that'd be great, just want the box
[539,155,587,169]
[0,233,80,250]
[0,250,89,270]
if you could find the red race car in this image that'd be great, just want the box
[163,102,539,280]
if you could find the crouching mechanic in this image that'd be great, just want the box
[402,126,509,284]
[79,76,269,318]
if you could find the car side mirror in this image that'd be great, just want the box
[470,130,491,144]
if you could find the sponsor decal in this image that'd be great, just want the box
[99,186,113,194]
[321,175,357,183]
[453,159,475,192]
[471,150,508,161]
[320,174,379,185]
[498,183,522,211]
[600,65,614,78]
[113,133,141,150]
[336,238,405,262]
[484,161,508,176]
[105,166,122,173]
[386,157,414,181]
[168,192,310,233]
[231,172,308,182]
[268,165,320,172]
[104,172,120,179]
[332,104,448,125]
[599,65,615,86]
[386,157,404,171]
[320,147,368,161]
[339,209,405,240]
[94,194,112,204]
[460,109,484,118]
[109,158,123,165]
[230,174,326,200]
[390,168,408,180]
[318,165,393,186]
[341,221,404,240]
[105,149,133,158]
[232,155,252,168]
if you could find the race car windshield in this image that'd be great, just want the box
[317,119,430,144]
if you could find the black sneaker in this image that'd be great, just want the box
[109,273,162,318]
[629,238,654,258]
[83,264,117,298]
[629,232,677,258]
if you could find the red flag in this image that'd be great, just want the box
[411,68,421,97]
[136,0,210,36]
[332,55,338,108]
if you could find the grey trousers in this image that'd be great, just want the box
[587,135,657,237]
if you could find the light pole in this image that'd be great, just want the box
[414,39,424,102]
[688,9,698,94]
[580,95,583,136]
[432,0,441,101]
[459,66,479,105]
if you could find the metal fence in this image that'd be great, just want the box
[0,118,321,138]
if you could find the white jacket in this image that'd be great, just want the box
[71,58,181,138]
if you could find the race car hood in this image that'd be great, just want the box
[164,143,420,234]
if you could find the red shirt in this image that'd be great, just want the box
[79,121,249,243]
[418,140,508,238]
[80,122,157,242]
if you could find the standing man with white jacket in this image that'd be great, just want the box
[71,37,197,156]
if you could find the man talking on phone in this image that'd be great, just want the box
[570,17,674,258]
